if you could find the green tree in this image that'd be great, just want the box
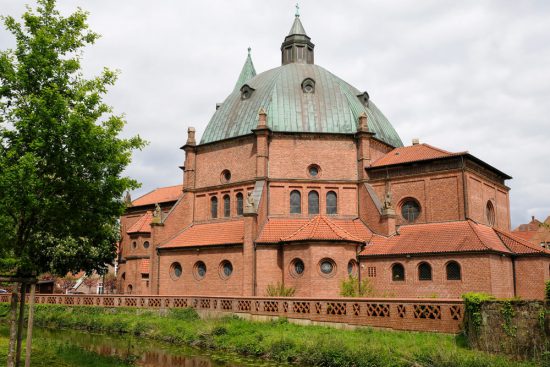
[0,0,145,277]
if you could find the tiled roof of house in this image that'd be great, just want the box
[360,220,550,257]
[160,220,244,249]
[257,216,372,244]
[127,211,152,234]
[132,185,183,207]
[370,143,465,168]
[140,259,150,274]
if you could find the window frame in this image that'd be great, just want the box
[236,192,244,216]
[223,194,230,218]
[391,263,405,282]
[308,190,319,215]
[210,196,218,219]
[290,190,302,214]
[446,261,461,281]
[326,191,337,215]
[418,262,432,281]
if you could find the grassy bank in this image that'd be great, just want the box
[0,303,539,367]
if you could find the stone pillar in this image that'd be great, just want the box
[252,108,271,179]
[243,195,258,296]
[181,127,197,191]
[355,113,375,180]
[380,208,396,236]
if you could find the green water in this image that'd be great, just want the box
[0,326,284,367]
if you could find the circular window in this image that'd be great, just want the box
[347,260,358,276]
[290,258,305,277]
[131,241,137,250]
[170,262,182,280]
[307,164,320,178]
[219,260,233,279]
[220,169,231,183]
[319,258,336,277]
[401,199,421,223]
[194,261,207,280]
[486,201,495,226]
[143,241,150,249]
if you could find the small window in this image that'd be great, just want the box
[290,190,301,214]
[486,201,495,226]
[223,195,230,218]
[221,169,231,183]
[392,263,405,281]
[367,266,377,277]
[143,241,150,249]
[446,261,461,280]
[326,191,337,214]
[170,262,182,280]
[290,258,305,277]
[194,261,207,280]
[319,258,336,277]
[357,91,370,107]
[141,273,149,280]
[210,196,218,219]
[418,262,432,281]
[307,164,320,177]
[236,193,244,216]
[121,272,126,280]
[126,284,133,294]
[240,84,255,100]
[401,199,421,223]
[348,260,358,276]
[131,241,137,250]
[219,260,233,279]
[308,190,319,215]
[301,78,315,93]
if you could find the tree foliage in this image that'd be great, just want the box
[0,0,145,276]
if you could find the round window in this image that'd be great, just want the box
[319,258,336,277]
[143,241,150,249]
[347,260,358,276]
[170,262,182,280]
[401,199,421,223]
[221,169,231,183]
[219,260,233,279]
[290,258,305,277]
[194,261,207,280]
[308,164,320,178]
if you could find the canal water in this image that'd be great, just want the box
[0,326,285,367]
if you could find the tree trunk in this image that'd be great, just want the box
[7,287,19,367]
[15,283,27,367]
[24,283,36,367]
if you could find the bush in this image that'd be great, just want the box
[266,282,295,297]
[340,276,374,297]
[545,280,550,301]
[462,292,495,332]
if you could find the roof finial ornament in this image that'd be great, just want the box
[247,47,251,56]
[295,3,300,17]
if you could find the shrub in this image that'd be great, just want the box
[462,292,495,332]
[545,280,550,300]
[340,276,374,297]
[266,282,295,297]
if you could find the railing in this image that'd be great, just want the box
[0,293,463,333]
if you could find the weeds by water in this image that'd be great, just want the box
[0,303,539,367]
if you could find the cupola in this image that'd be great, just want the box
[281,5,314,65]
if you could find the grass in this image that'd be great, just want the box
[0,303,541,367]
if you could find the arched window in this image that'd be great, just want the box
[418,262,432,281]
[210,196,218,218]
[486,201,495,226]
[326,191,337,214]
[392,263,405,281]
[290,190,301,214]
[446,261,461,280]
[126,284,133,294]
[236,193,244,216]
[223,195,230,217]
[308,190,319,215]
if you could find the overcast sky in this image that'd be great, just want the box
[1,0,549,228]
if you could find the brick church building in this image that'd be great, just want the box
[118,13,550,300]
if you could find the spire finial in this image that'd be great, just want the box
[247,47,251,56]
[295,3,300,17]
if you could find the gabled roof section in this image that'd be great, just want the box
[257,217,372,244]
[131,185,183,207]
[159,220,244,249]
[234,48,257,92]
[370,143,466,168]
[494,228,550,255]
[127,211,152,234]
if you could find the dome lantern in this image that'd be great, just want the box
[281,6,314,65]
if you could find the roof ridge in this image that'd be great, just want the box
[280,216,315,241]
[466,220,495,252]
[494,227,549,254]
[321,216,363,242]
[420,143,454,155]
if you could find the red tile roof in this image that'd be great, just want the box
[132,185,183,207]
[360,220,550,257]
[127,211,152,234]
[140,259,150,274]
[370,143,466,167]
[160,220,244,249]
[257,216,372,244]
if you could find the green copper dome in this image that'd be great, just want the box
[200,15,403,148]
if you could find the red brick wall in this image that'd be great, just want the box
[255,246,283,296]
[360,254,514,298]
[515,257,550,299]
[118,259,150,295]
[194,186,254,222]
[466,172,510,230]
[158,247,243,296]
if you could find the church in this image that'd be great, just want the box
[118,12,550,300]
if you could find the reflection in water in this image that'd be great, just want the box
[0,326,282,367]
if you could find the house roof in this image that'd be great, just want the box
[140,259,150,274]
[127,211,152,234]
[131,185,183,207]
[360,220,550,257]
[257,216,372,244]
[159,220,244,249]
[370,143,465,168]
